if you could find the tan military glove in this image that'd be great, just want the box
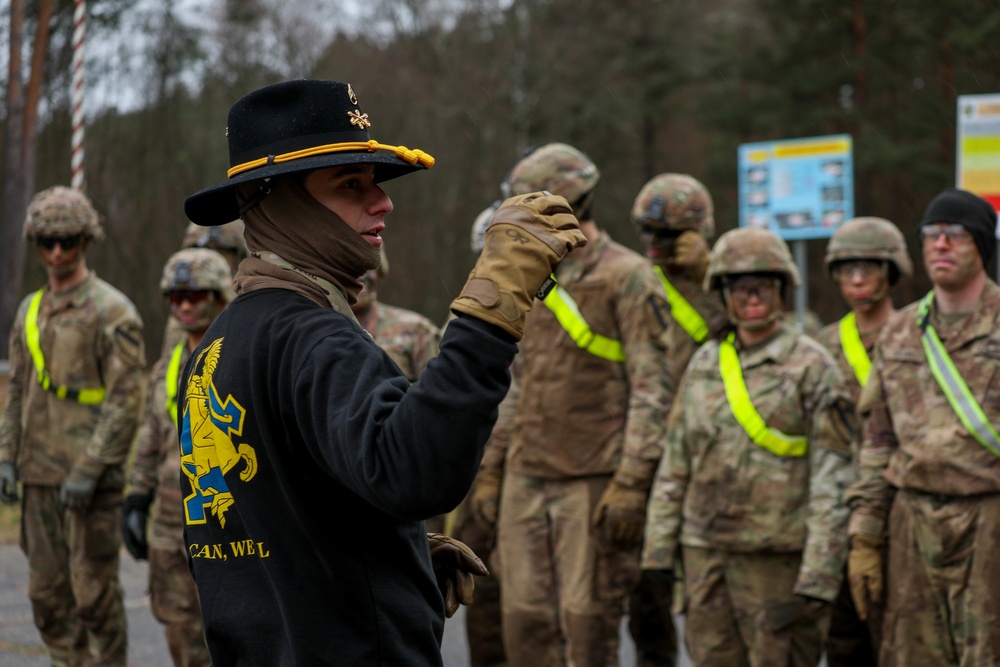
[670,230,710,285]
[848,533,884,621]
[428,533,490,618]
[469,468,503,529]
[450,192,586,340]
[592,480,649,550]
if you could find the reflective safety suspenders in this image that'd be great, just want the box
[918,291,1000,458]
[537,275,625,363]
[719,332,808,457]
[24,289,106,405]
[653,265,708,344]
[839,312,872,387]
[165,341,185,425]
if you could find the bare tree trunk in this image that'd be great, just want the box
[1,0,27,359]
[23,0,57,200]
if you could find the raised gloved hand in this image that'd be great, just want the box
[450,192,587,340]
[592,479,649,550]
[763,594,830,632]
[428,533,490,618]
[0,461,18,505]
[848,533,884,621]
[60,460,103,510]
[469,468,503,529]
[122,493,153,560]
[670,230,710,284]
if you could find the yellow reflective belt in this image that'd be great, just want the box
[653,266,708,344]
[24,289,106,405]
[918,291,1000,458]
[719,332,808,457]
[539,275,625,363]
[839,312,872,387]
[165,341,185,426]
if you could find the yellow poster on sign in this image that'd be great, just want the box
[958,94,1000,210]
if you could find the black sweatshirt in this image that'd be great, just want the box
[179,289,516,666]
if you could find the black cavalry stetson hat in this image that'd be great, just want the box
[184,79,435,226]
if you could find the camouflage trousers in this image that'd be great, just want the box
[497,473,639,667]
[148,546,210,667]
[825,565,880,667]
[880,490,1000,667]
[451,492,506,667]
[21,485,127,667]
[682,546,829,667]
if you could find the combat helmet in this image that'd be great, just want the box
[160,248,236,304]
[705,227,800,291]
[631,173,715,238]
[824,217,912,282]
[508,143,599,217]
[23,186,104,242]
[182,219,250,267]
[470,201,501,254]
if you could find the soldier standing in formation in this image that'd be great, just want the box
[847,188,1000,667]
[122,248,235,667]
[814,216,912,666]
[0,186,145,666]
[642,227,854,667]
[485,142,671,666]
[160,220,249,357]
[627,172,727,666]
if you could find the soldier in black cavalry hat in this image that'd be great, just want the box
[179,79,586,665]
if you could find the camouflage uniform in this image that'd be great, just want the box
[630,173,727,666]
[125,249,233,667]
[815,216,912,667]
[490,143,672,667]
[847,279,1000,667]
[642,227,854,667]
[364,302,439,383]
[0,187,145,667]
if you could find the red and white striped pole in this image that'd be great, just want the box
[70,0,86,191]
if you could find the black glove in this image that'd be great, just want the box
[122,493,153,560]
[762,594,829,632]
[0,461,18,505]
[428,533,490,618]
[639,568,676,598]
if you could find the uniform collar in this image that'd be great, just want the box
[556,229,609,282]
[929,278,1000,350]
[733,322,797,368]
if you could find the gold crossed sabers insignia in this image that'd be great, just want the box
[348,110,371,129]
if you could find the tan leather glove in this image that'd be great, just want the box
[469,468,503,529]
[592,480,649,550]
[450,192,586,340]
[848,533,884,621]
[670,230,710,285]
[428,533,490,618]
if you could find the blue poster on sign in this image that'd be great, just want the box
[738,135,854,240]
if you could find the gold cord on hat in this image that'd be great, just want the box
[227,139,435,179]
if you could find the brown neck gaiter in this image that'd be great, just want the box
[233,175,381,307]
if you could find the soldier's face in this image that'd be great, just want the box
[726,275,780,327]
[36,234,86,279]
[921,223,983,291]
[351,269,378,315]
[833,260,887,311]
[170,290,223,334]
[303,165,393,249]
